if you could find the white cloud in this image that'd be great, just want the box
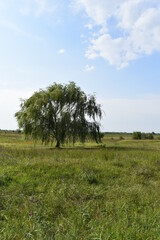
[85,23,93,30]
[73,0,160,68]
[73,0,125,25]
[58,48,66,54]
[85,64,95,72]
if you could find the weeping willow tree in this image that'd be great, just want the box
[15,82,102,147]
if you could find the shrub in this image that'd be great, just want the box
[133,132,142,140]
[143,133,154,140]
[119,136,124,140]
[133,132,154,140]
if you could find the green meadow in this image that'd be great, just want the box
[1,132,160,239]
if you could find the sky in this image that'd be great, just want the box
[1,0,160,132]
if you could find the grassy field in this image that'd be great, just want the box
[1,132,160,239]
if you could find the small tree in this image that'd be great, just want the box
[132,131,142,140]
[15,82,102,147]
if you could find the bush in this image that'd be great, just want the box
[143,133,154,140]
[133,132,142,140]
[133,132,154,140]
[119,136,124,140]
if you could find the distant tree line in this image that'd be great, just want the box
[0,129,22,134]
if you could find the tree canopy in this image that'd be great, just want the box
[15,82,102,147]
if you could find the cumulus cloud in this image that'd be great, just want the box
[85,23,93,30]
[85,64,95,72]
[58,48,66,54]
[73,0,160,68]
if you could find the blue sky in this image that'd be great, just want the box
[1,0,160,132]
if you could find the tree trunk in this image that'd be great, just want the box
[56,140,60,148]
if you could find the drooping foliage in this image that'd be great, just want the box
[15,82,102,147]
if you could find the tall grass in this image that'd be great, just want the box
[0,132,160,239]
